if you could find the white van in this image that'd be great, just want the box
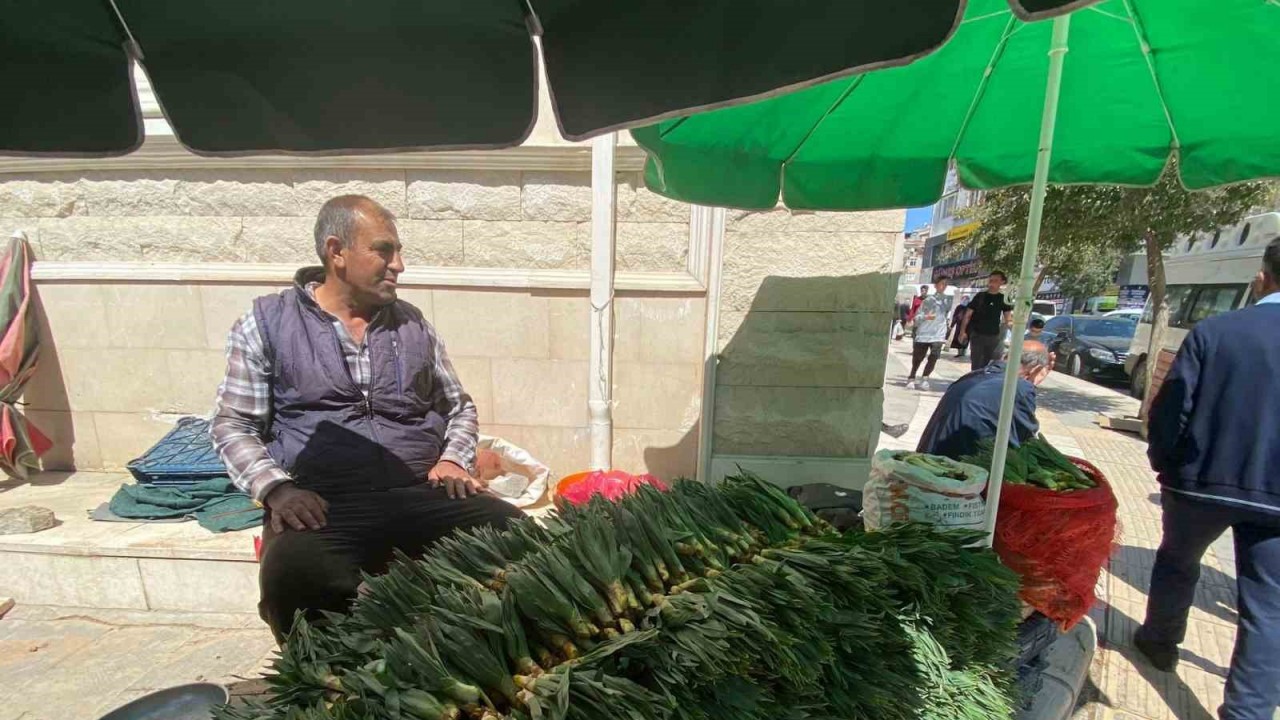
[1125,211,1278,398]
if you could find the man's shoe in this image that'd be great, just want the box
[1134,627,1179,672]
[905,379,917,390]
[919,378,932,392]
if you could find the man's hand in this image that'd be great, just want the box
[429,460,481,499]
[265,482,329,532]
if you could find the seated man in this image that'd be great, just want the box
[211,195,523,641]
[915,340,1054,460]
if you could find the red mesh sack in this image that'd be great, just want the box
[993,457,1119,629]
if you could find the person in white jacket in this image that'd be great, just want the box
[905,276,952,391]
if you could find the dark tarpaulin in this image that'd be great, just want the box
[0,0,1096,157]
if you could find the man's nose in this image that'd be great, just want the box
[389,251,405,274]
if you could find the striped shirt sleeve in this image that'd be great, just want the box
[209,310,292,502]
[423,322,480,473]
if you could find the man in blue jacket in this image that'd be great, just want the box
[1136,238,1280,720]
[915,340,1053,459]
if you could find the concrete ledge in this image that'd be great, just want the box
[709,454,870,491]
[0,473,257,563]
[0,472,260,613]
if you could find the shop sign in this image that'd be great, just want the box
[1118,285,1150,309]
[933,257,984,283]
[947,221,980,242]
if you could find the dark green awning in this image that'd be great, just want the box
[0,0,1090,157]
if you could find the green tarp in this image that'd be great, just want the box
[109,479,263,533]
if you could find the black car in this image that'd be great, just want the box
[1039,315,1138,380]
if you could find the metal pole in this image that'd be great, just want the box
[588,133,618,470]
[695,207,726,483]
[982,14,1071,546]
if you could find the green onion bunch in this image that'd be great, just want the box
[216,472,1023,720]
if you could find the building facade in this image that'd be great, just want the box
[900,226,929,286]
[920,167,985,288]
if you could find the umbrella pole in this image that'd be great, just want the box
[982,14,1072,547]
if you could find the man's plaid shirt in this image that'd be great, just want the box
[210,286,478,502]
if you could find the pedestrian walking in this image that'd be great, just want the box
[905,276,952,391]
[1136,238,1280,720]
[892,299,908,340]
[906,285,928,326]
[958,271,1013,370]
[949,295,970,357]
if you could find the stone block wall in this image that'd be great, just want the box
[24,280,706,481]
[6,165,705,481]
[0,170,689,272]
[713,207,902,462]
[4,161,903,488]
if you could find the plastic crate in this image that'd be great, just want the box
[126,416,229,486]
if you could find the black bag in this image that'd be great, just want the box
[786,483,864,531]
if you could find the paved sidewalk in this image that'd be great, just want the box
[880,339,1249,720]
[0,605,274,720]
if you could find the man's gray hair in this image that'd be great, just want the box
[314,195,397,262]
[1020,340,1051,370]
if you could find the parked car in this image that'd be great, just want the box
[1104,308,1143,321]
[1042,315,1139,380]
[1032,300,1058,318]
[1125,212,1279,399]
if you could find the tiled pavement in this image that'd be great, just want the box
[880,339,1255,720]
[0,604,275,720]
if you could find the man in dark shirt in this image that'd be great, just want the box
[959,271,1014,371]
[916,340,1053,460]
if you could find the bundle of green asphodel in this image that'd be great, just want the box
[216,473,1023,720]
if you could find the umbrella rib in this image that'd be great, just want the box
[778,76,863,168]
[103,0,145,60]
[657,116,691,141]
[947,14,1021,165]
[1085,6,1135,24]
[1120,0,1182,152]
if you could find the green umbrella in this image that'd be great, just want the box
[1,0,1084,157]
[634,0,1280,543]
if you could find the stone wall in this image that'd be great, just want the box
[4,161,903,487]
[713,207,902,463]
[0,170,689,272]
[25,280,706,481]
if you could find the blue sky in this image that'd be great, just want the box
[904,206,932,233]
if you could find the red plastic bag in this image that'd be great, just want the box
[993,457,1119,629]
[555,470,668,506]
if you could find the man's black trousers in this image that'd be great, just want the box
[258,484,525,641]
[1141,490,1280,720]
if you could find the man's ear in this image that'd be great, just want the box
[324,236,346,269]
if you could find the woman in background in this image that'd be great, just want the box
[949,295,970,358]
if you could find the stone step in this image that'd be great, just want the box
[0,472,259,614]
